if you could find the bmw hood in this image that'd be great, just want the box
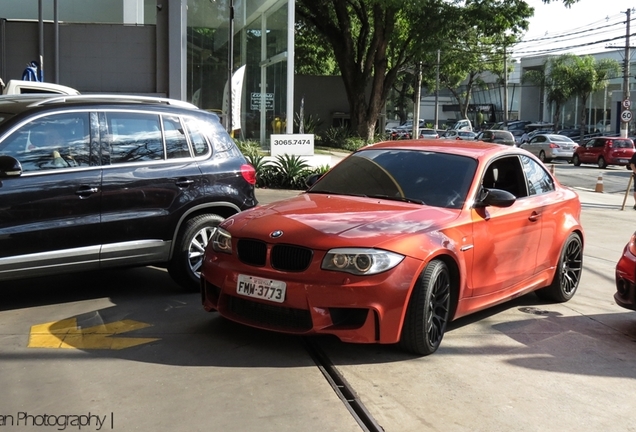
[222,193,461,250]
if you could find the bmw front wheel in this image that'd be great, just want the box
[400,260,451,356]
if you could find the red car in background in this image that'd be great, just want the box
[201,140,584,356]
[572,137,635,169]
[615,233,636,310]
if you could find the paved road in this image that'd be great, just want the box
[1,175,635,432]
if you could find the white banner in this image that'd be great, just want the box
[222,65,246,131]
[271,134,315,157]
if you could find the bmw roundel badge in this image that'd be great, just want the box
[270,230,283,238]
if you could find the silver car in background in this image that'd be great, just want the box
[521,134,578,163]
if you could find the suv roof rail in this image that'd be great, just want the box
[29,94,199,109]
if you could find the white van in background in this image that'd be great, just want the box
[1,79,80,95]
[449,119,473,132]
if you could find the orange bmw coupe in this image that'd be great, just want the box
[201,140,584,355]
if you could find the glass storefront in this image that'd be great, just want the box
[186,0,289,144]
[1,0,156,24]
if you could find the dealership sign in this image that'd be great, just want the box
[271,134,315,156]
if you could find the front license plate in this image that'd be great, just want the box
[237,274,286,303]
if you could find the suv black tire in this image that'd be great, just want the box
[169,213,225,291]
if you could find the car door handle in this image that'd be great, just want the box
[176,179,195,188]
[528,212,541,222]
[75,186,99,197]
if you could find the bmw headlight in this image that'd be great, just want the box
[211,227,232,254]
[321,248,404,275]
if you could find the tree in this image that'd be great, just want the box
[522,55,574,131]
[560,55,621,143]
[296,0,567,141]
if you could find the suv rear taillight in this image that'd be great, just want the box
[240,164,257,185]
[607,140,613,148]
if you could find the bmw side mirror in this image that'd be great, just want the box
[0,155,23,178]
[475,187,516,208]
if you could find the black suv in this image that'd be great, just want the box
[0,94,257,290]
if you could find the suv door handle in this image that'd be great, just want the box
[75,186,99,198]
[176,178,195,188]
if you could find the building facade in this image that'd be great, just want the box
[0,0,294,143]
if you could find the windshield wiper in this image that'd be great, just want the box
[367,194,425,205]
[307,190,368,198]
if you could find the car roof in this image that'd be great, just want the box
[0,94,198,115]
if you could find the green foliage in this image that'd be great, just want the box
[341,137,369,152]
[268,154,313,189]
[319,127,353,148]
[294,113,323,134]
[294,21,339,75]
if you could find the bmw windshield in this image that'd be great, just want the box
[308,149,477,209]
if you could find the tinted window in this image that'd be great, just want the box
[184,117,211,157]
[105,112,163,164]
[0,112,90,172]
[522,155,554,195]
[163,115,191,159]
[309,149,477,209]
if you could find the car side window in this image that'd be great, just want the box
[163,115,191,159]
[184,117,211,157]
[521,155,554,196]
[105,112,163,164]
[482,156,528,198]
[593,139,604,148]
[0,112,90,172]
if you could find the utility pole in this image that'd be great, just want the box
[621,8,631,139]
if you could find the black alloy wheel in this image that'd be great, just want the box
[400,260,451,356]
[536,233,583,302]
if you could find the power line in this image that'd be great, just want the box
[512,32,633,56]
[516,17,630,44]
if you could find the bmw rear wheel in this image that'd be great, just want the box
[168,214,225,291]
[400,260,451,356]
[536,233,583,302]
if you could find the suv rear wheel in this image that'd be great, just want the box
[169,214,225,291]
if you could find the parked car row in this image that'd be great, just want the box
[1,94,633,356]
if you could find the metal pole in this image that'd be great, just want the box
[434,49,440,130]
[413,61,422,139]
[38,0,44,80]
[54,0,59,83]
[286,0,295,134]
[503,45,508,128]
[621,8,631,139]
[227,0,234,133]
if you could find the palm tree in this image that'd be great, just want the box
[562,55,621,143]
[522,55,573,132]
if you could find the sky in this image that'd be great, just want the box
[515,0,633,57]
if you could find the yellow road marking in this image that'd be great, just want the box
[28,318,159,350]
